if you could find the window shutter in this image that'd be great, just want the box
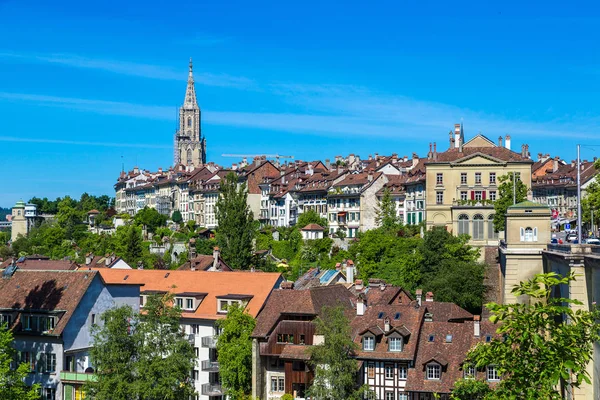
[520,227,525,241]
[471,191,475,200]
[533,228,538,241]
[482,191,486,200]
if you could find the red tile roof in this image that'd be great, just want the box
[426,147,532,164]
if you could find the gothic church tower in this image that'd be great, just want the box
[174,58,206,167]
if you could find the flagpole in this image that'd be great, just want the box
[577,144,582,244]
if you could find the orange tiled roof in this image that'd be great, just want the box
[96,269,282,320]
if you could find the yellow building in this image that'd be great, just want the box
[425,125,533,245]
[10,200,27,243]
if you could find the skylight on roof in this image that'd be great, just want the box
[446,334,453,343]
[394,312,401,320]
[378,312,384,319]
[428,335,435,342]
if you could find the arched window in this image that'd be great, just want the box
[458,214,470,236]
[488,214,498,239]
[524,227,534,242]
[473,214,484,240]
[186,149,192,164]
[187,117,192,127]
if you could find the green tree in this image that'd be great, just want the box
[307,305,374,400]
[466,273,600,399]
[0,324,40,400]
[493,172,527,232]
[582,159,600,228]
[135,293,196,400]
[171,210,183,224]
[87,306,137,400]
[376,188,398,229]
[88,294,195,400]
[134,207,168,233]
[114,225,143,266]
[215,172,255,269]
[216,303,256,400]
[297,209,328,230]
[451,378,492,400]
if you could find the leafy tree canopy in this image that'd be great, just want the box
[492,173,527,232]
[0,324,40,400]
[171,210,183,224]
[134,207,168,233]
[216,303,256,400]
[466,273,600,399]
[297,209,328,230]
[215,172,255,269]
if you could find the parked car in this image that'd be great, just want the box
[551,238,558,244]
[585,238,600,245]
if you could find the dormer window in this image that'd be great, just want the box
[1,314,12,327]
[426,363,441,380]
[464,364,476,379]
[176,298,184,308]
[389,336,403,352]
[217,294,253,313]
[186,298,194,309]
[363,335,375,351]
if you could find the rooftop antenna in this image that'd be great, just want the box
[121,155,124,172]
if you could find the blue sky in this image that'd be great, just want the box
[1,0,600,207]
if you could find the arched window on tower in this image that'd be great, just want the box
[187,117,192,127]
[187,149,192,165]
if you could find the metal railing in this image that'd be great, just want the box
[201,383,224,396]
[201,360,219,371]
[201,336,217,348]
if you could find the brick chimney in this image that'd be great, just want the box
[345,260,354,283]
[367,169,374,182]
[325,159,330,170]
[384,317,390,333]
[416,289,422,306]
[449,130,454,149]
[474,315,481,337]
[281,281,294,290]
[433,142,437,160]
[425,291,434,302]
[505,135,511,150]
[498,136,503,147]
[454,124,461,149]
[85,253,93,266]
[355,279,363,291]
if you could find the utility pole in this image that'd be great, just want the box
[513,172,516,205]
[577,144,582,244]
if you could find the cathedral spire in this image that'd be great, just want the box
[183,57,198,109]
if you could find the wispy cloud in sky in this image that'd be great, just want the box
[0,135,171,149]
[0,52,257,89]
[1,90,598,141]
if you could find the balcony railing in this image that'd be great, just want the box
[201,383,224,396]
[60,371,97,383]
[187,334,195,344]
[202,336,217,348]
[452,199,495,207]
[201,360,220,372]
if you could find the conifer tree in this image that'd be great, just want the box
[376,188,398,229]
[215,172,255,269]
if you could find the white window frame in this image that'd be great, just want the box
[426,363,441,380]
[464,364,476,379]
[398,365,407,380]
[363,335,375,351]
[385,364,394,379]
[389,336,403,352]
[487,365,500,381]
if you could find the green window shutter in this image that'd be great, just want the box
[64,384,74,400]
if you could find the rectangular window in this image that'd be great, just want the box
[489,172,496,184]
[460,173,467,185]
[385,392,394,400]
[194,347,199,358]
[398,393,408,400]
[385,364,394,379]
[474,191,483,201]
[176,298,183,308]
[186,299,194,310]
[271,377,278,392]
[363,336,374,351]
[436,191,444,205]
[398,365,407,380]
[45,353,56,373]
[278,377,285,392]
[460,191,468,201]
[1,314,12,326]
[436,173,443,185]
[489,191,497,201]
[427,364,441,380]
[389,337,402,352]
[44,388,56,400]
[464,365,476,379]
[367,363,375,379]
[475,172,482,184]
[487,365,500,381]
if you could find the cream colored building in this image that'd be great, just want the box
[10,200,27,242]
[425,125,533,245]
[499,200,552,304]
